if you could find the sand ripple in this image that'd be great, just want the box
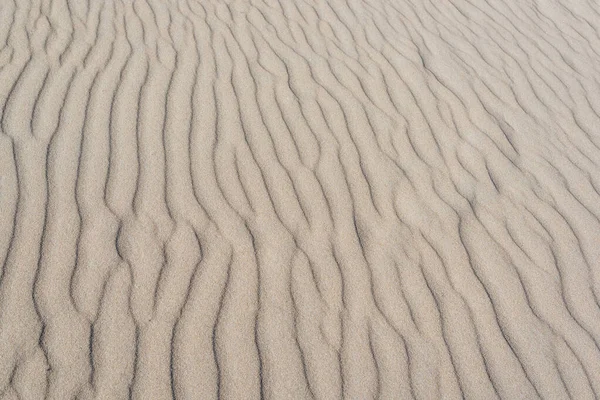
[1,0,600,398]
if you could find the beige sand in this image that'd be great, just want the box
[1,0,600,398]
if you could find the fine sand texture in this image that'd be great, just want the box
[2,0,600,398]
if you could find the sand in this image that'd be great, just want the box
[1,0,600,398]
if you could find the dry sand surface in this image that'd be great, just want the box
[1,0,600,398]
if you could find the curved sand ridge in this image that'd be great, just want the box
[1,0,600,398]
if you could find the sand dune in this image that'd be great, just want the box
[1,0,600,398]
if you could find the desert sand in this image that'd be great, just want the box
[1,0,600,398]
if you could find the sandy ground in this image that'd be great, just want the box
[1,0,600,398]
